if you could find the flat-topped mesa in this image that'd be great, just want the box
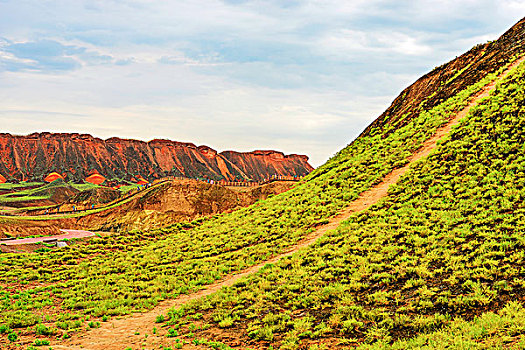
[0,132,314,182]
[105,136,148,145]
[197,145,218,159]
[251,150,285,161]
[232,150,309,163]
[286,154,310,162]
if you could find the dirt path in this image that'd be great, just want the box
[0,229,95,245]
[54,57,524,350]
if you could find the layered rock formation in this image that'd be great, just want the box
[44,172,65,183]
[0,132,313,182]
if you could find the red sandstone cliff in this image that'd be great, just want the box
[0,132,314,182]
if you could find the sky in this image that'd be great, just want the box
[0,1,523,167]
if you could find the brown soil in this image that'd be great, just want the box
[0,218,62,241]
[68,187,121,206]
[0,243,45,254]
[74,180,295,231]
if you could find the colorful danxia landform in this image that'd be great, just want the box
[1,15,525,350]
[0,132,314,183]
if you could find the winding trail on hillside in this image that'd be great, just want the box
[54,57,525,350]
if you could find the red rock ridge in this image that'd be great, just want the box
[0,132,314,182]
[220,150,313,181]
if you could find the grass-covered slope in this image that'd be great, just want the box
[0,19,524,347]
[0,179,77,205]
[0,61,511,341]
[165,59,525,349]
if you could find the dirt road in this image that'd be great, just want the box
[0,229,95,245]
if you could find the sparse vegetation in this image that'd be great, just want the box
[0,179,75,204]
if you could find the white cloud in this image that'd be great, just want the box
[317,29,433,60]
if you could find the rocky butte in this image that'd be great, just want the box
[0,132,314,182]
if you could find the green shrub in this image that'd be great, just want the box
[0,324,10,334]
[35,324,55,336]
[33,339,51,346]
[7,331,18,342]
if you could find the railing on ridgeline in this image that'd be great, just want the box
[165,174,304,187]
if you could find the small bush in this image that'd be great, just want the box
[7,332,18,342]
[5,310,40,329]
[88,321,100,328]
[35,324,55,336]
[167,328,178,338]
[33,339,51,346]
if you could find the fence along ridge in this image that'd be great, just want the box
[166,174,304,187]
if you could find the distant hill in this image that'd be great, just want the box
[0,178,79,207]
[65,179,297,232]
[0,179,296,238]
[0,132,313,182]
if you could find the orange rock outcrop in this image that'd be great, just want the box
[85,173,106,185]
[44,172,65,182]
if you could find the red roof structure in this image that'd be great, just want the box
[136,176,148,185]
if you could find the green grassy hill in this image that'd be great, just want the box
[0,179,78,206]
[0,18,524,349]
[168,56,525,350]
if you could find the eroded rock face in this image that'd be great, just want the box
[44,172,65,183]
[221,150,312,181]
[85,173,106,185]
[0,133,314,182]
